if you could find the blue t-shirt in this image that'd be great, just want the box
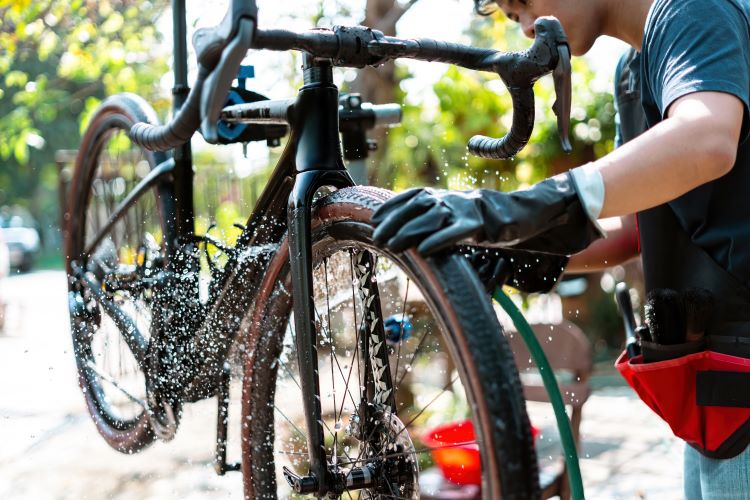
[639,0,750,286]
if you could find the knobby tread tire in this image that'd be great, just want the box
[65,94,166,454]
[242,186,539,499]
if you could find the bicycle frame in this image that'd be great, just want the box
[65,0,579,494]
[73,1,573,494]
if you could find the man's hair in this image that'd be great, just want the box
[474,0,499,16]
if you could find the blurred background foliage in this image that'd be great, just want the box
[0,0,627,354]
[0,0,168,259]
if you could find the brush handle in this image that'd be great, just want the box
[635,324,652,343]
[616,282,640,358]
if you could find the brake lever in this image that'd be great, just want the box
[552,44,572,152]
[470,17,573,160]
[200,18,256,143]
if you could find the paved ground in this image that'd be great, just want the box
[0,271,683,499]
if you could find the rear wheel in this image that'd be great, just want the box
[64,94,174,453]
[241,187,539,499]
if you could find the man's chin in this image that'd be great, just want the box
[569,38,596,57]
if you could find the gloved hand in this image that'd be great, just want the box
[461,246,569,294]
[371,172,603,255]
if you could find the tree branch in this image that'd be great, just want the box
[368,0,421,33]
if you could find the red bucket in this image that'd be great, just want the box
[424,419,539,485]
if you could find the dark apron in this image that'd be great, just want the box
[613,49,750,459]
[618,204,750,458]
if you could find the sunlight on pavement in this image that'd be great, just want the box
[0,271,682,499]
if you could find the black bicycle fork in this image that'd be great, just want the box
[285,56,395,497]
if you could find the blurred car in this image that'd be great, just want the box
[0,231,8,279]
[0,215,40,272]
[0,231,8,332]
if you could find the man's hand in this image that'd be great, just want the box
[461,246,569,294]
[371,172,603,256]
[372,188,501,254]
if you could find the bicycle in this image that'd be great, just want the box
[63,0,574,497]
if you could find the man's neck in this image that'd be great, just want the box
[602,0,654,51]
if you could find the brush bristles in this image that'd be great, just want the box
[683,287,715,342]
[645,289,686,345]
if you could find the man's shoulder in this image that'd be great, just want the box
[644,0,750,55]
[647,0,749,31]
[651,0,749,12]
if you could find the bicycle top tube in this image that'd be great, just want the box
[128,0,572,159]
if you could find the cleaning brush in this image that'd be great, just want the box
[682,287,715,342]
[644,289,686,345]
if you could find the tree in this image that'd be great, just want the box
[0,0,168,254]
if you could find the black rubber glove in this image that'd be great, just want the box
[371,172,603,255]
[461,246,569,294]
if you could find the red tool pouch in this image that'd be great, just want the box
[617,349,750,458]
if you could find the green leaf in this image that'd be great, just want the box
[38,31,59,61]
[101,12,124,34]
[5,70,28,88]
[13,133,29,164]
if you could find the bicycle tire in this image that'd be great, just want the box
[241,186,539,499]
[65,94,172,453]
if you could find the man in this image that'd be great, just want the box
[371,0,750,497]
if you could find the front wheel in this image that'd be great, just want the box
[241,186,539,499]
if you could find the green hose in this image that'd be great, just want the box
[493,288,585,500]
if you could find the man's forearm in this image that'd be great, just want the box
[567,215,639,273]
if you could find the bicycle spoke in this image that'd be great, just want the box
[273,450,308,457]
[383,480,398,499]
[392,278,410,386]
[312,306,361,418]
[395,326,430,388]
[323,258,339,464]
[85,360,147,409]
[348,371,460,474]
[336,440,480,468]
[333,250,366,424]
[320,418,356,465]
[397,374,460,440]
[76,269,149,368]
[262,246,480,499]
[274,405,307,442]
[378,492,413,500]
[276,358,302,391]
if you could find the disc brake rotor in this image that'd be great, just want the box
[349,404,419,499]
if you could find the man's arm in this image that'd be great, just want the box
[597,91,744,218]
[567,215,639,273]
[372,93,743,257]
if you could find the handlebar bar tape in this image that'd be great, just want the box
[128,66,209,151]
[468,86,534,159]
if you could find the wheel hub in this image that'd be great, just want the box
[337,404,419,499]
